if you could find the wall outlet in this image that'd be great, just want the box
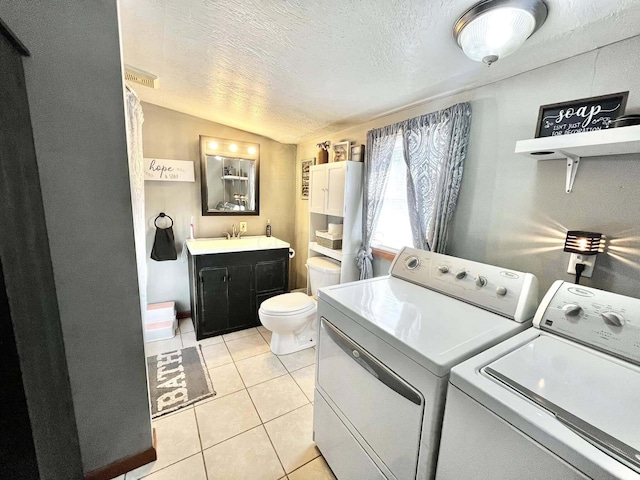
[239,222,247,233]
[567,253,596,278]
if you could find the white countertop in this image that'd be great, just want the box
[186,236,290,255]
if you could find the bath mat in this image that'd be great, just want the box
[147,346,215,418]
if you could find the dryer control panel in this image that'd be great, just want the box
[389,247,539,322]
[534,281,640,365]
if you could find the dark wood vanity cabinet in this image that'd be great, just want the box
[188,248,289,339]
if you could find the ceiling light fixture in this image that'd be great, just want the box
[453,0,547,66]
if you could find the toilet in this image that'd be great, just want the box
[259,256,341,355]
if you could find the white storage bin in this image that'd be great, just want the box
[147,301,176,324]
[144,318,177,343]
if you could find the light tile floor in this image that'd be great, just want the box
[119,322,335,480]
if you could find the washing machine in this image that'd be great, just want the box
[313,247,539,479]
[436,281,640,480]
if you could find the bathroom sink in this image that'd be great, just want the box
[186,236,290,255]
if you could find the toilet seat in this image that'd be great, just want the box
[260,292,316,316]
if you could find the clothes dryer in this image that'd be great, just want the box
[313,247,539,479]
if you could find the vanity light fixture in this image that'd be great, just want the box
[564,231,602,284]
[229,144,238,152]
[453,0,548,66]
[248,146,256,155]
[208,141,218,150]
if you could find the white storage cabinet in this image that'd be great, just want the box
[308,162,363,284]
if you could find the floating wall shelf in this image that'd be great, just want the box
[221,175,249,181]
[515,125,640,193]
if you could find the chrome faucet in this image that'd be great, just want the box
[232,224,237,238]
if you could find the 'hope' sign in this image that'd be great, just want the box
[144,158,195,182]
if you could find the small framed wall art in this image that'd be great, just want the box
[350,144,364,162]
[301,157,315,199]
[332,141,350,162]
[534,91,628,138]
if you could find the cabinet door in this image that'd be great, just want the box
[325,163,346,216]
[227,264,256,331]
[255,259,287,293]
[309,166,327,214]
[199,267,229,337]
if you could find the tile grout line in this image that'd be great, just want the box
[135,451,203,480]
[200,450,209,480]
[262,401,321,477]
[284,454,326,478]
[191,397,209,479]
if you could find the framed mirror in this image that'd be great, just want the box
[199,135,260,216]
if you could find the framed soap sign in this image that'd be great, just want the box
[535,91,628,138]
[144,158,195,182]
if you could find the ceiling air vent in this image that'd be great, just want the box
[124,65,159,89]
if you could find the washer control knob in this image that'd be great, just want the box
[602,312,625,327]
[405,256,420,270]
[496,286,507,296]
[455,270,467,280]
[438,265,449,274]
[475,276,487,288]
[563,304,583,317]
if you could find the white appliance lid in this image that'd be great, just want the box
[307,256,341,272]
[484,335,640,471]
[260,292,315,315]
[319,276,528,377]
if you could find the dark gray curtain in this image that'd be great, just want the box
[356,124,402,279]
[402,102,472,252]
[357,102,472,278]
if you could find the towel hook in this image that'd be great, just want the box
[154,212,174,228]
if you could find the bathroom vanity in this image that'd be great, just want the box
[186,236,290,339]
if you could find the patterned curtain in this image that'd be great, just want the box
[356,124,402,279]
[402,102,472,252]
[125,87,147,325]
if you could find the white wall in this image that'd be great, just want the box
[141,103,298,311]
[1,1,152,473]
[296,36,640,299]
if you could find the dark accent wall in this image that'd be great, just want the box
[1,2,153,473]
[0,23,83,478]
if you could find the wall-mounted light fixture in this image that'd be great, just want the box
[564,231,603,284]
[453,0,548,66]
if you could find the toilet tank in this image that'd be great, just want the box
[307,256,341,298]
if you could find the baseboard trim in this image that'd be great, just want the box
[177,310,191,320]
[84,429,157,480]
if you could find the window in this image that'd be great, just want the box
[370,133,413,252]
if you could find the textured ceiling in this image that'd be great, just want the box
[119,0,640,144]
